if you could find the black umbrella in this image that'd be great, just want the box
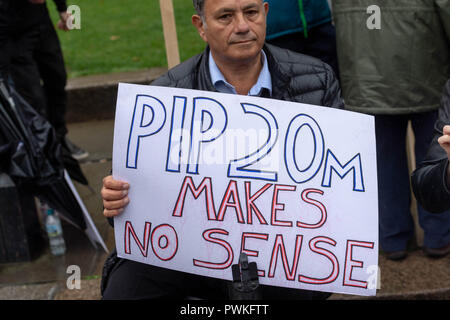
[1,83,89,185]
[0,79,86,230]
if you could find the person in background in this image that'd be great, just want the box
[264,0,339,77]
[412,79,450,258]
[333,0,450,260]
[3,0,89,160]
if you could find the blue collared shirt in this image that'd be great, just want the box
[209,50,272,97]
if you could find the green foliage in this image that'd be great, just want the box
[47,0,206,78]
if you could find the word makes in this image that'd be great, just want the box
[173,176,328,228]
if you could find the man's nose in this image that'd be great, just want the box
[234,12,250,33]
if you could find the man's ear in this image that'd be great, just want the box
[192,15,207,42]
[263,2,269,17]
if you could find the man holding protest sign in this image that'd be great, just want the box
[101,0,349,300]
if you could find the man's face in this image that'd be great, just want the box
[192,0,269,65]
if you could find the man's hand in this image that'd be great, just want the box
[438,125,450,160]
[57,11,72,31]
[438,125,450,186]
[101,175,130,218]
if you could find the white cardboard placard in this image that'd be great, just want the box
[112,83,379,296]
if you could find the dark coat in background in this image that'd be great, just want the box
[412,79,450,213]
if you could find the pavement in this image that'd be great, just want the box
[0,70,449,301]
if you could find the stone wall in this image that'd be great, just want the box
[65,68,167,123]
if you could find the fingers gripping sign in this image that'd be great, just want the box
[438,125,450,160]
[438,125,450,185]
[102,176,130,217]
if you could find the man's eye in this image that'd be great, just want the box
[219,14,232,21]
[246,10,258,17]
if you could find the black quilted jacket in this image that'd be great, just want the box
[152,43,344,109]
[412,79,450,213]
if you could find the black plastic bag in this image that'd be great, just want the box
[0,80,86,229]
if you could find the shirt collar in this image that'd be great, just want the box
[208,50,272,97]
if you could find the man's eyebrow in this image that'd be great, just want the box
[213,3,260,15]
[214,7,235,15]
[242,3,260,10]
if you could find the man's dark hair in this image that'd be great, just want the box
[192,0,204,16]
